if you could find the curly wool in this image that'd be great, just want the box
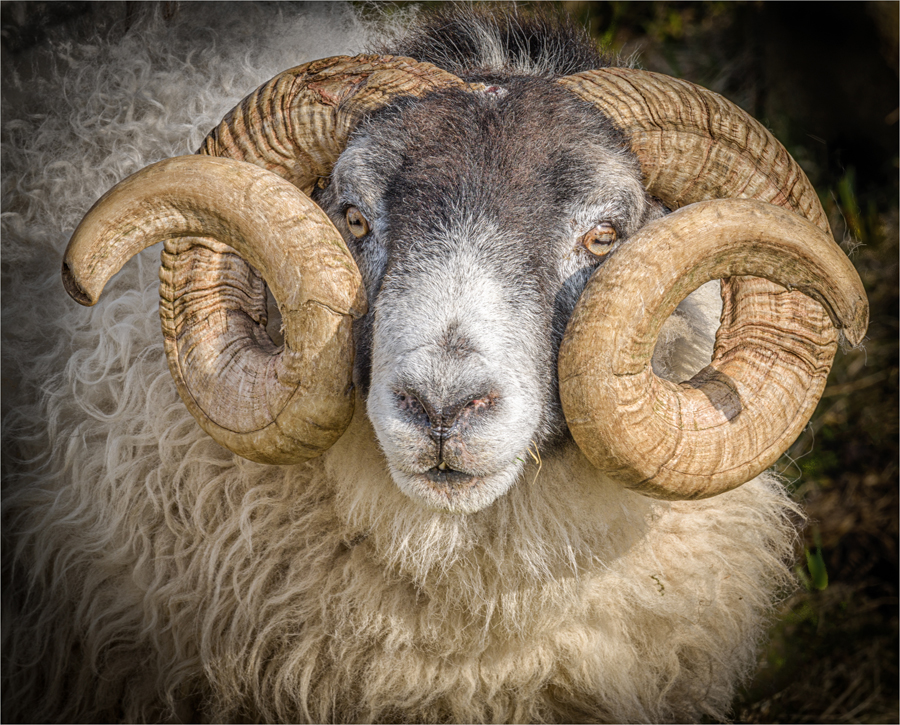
[2,4,800,722]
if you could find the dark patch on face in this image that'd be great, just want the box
[439,320,476,359]
[376,79,626,275]
[317,75,648,451]
[349,311,374,396]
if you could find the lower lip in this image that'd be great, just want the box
[422,466,477,490]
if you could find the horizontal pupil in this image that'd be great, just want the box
[347,209,367,228]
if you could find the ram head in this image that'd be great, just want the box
[62,49,867,514]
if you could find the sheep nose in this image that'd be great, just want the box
[396,388,495,439]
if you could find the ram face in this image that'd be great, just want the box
[4,7,876,723]
[319,81,653,512]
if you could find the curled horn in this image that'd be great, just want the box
[63,55,464,464]
[557,68,868,499]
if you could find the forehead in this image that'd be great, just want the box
[335,78,640,233]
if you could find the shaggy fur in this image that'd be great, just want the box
[2,4,800,722]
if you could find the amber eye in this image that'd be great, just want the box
[581,222,617,257]
[346,206,370,238]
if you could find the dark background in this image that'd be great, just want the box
[2,2,897,722]
[555,3,899,721]
[557,5,899,721]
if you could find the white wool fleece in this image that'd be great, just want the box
[2,4,800,723]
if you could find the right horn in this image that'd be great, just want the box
[557,68,869,499]
[63,55,464,464]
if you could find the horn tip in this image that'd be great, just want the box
[62,259,97,306]
[842,299,869,348]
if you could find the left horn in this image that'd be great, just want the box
[64,55,463,464]
[558,67,868,498]
[63,155,365,464]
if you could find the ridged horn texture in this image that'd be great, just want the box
[63,155,366,464]
[198,55,465,194]
[558,68,869,499]
[559,199,868,499]
[64,55,463,464]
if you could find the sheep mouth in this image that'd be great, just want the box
[391,462,521,513]
[412,467,492,512]
[423,464,476,489]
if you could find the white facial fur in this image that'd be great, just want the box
[367,217,545,513]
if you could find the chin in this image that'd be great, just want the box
[390,462,524,514]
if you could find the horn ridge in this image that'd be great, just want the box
[560,68,830,232]
[198,54,465,192]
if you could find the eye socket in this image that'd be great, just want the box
[581,222,617,257]
[345,206,370,238]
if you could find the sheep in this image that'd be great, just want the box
[1,4,867,723]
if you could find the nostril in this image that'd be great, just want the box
[395,386,498,441]
[395,390,429,425]
[434,393,496,438]
[464,395,495,413]
[397,391,421,413]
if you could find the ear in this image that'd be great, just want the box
[642,194,670,225]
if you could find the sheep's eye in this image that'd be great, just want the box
[346,206,370,238]
[581,222,617,257]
